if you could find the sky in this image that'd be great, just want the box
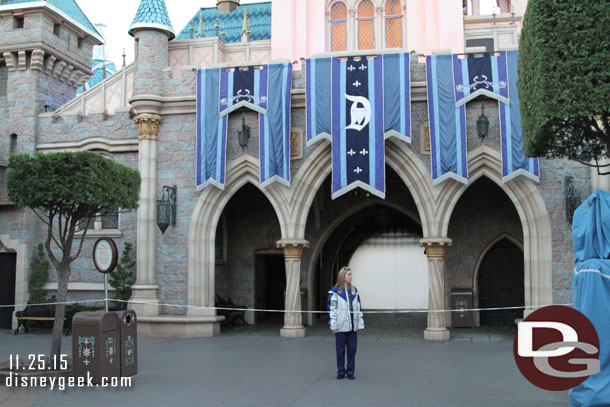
[77,0,501,69]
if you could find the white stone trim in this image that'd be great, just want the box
[42,282,115,291]
[37,138,138,153]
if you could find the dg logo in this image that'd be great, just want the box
[513,305,601,391]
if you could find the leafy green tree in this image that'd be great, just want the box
[29,243,49,304]
[8,151,140,359]
[109,242,136,309]
[519,0,610,172]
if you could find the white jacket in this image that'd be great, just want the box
[327,286,365,332]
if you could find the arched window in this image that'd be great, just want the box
[330,1,348,52]
[357,0,375,50]
[385,0,403,48]
[9,134,17,155]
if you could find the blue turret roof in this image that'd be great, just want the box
[76,59,117,95]
[175,2,271,43]
[128,0,175,40]
[0,0,101,40]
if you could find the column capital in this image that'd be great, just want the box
[419,238,452,258]
[134,114,162,141]
[277,239,309,259]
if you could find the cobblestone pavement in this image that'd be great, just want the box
[0,315,568,407]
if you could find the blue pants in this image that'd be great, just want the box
[335,331,358,376]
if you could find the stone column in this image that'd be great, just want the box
[419,238,452,341]
[277,239,309,338]
[131,114,162,316]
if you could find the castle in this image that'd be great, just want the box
[0,0,605,339]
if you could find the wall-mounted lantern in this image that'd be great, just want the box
[565,176,581,223]
[237,113,250,151]
[157,185,177,234]
[476,103,489,141]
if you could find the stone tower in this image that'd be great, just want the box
[127,0,174,317]
[0,0,102,325]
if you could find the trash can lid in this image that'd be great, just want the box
[72,312,118,331]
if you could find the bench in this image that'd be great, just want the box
[14,295,76,336]
[215,295,247,330]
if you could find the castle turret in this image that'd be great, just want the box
[217,0,240,14]
[127,0,174,317]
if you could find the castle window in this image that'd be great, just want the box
[9,134,17,155]
[77,38,84,49]
[357,0,375,50]
[53,23,60,36]
[385,0,403,48]
[330,1,348,52]
[13,16,24,29]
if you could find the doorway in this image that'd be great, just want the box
[255,253,286,323]
[478,239,524,326]
[0,253,17,329]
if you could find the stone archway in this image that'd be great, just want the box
[436,146,553,317]
[187,155,291,325]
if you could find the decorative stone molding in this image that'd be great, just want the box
[59,64,73,82]
[45,55,57,75]
[134,114,162,141]
[2,52,17,71]
[67,69,83,86]
[17,51,27,70]
[419,239,452,258]
[277,239,309,258]
[52,60,67,78]
[30,49,45,71]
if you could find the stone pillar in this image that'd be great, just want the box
[131,114,162,316]
[419,238,452,341]
[277,239,309,338]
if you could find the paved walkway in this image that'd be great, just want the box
[0,316,568,407]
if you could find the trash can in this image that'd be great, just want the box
[451,289,473,328]
[112,310,137,377]
[72,312,120,384]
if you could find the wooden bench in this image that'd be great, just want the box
[14,295,76,336]
[215,295,247,330]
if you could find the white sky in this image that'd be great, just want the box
[77,0,500,69]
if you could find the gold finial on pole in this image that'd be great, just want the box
[198,14,204,38]
[242,9,251,41]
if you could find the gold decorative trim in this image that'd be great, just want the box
[134,114,162,141]
[419,241,452,258]
[277,241,310,259]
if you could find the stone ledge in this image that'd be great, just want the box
[137,315,225,337]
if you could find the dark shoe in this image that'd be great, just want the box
[336,375,345,380]
[347,375,355,380]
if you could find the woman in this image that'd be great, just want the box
[327,266,364,380]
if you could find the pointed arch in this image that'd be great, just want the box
[288,139,436,240]
[187,155,290,315]
[435,146,553,314]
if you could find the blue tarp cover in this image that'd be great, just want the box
[570,190,610,407]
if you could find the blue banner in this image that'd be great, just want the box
[306,52,411,199]
[427,53,468,185]
[501,50,539,182]
[197,63,292,190]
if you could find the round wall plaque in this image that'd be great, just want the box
[93,237,118,274]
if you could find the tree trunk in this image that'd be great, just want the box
[50,264,70,360]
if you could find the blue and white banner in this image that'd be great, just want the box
[427,51,538,186]
[306,53,411,199]
[501,50,539,182]
[197,63,292,190]
[427,53,468,185]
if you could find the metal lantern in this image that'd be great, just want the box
[237,113,250,151]
[156,185,177,234]
[565,176,581,223]
[477,103,489,141]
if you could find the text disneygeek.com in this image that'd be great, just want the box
[5,373,132,390]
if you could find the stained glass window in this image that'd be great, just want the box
[357,0,375,50]
[385,0,403,49]
[330,2,347,52]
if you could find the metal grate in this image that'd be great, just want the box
[385,17,402,48]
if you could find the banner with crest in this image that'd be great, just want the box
[306,53,411,199]
[197,62,292,190]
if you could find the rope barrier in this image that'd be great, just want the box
[0,299,573,314]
